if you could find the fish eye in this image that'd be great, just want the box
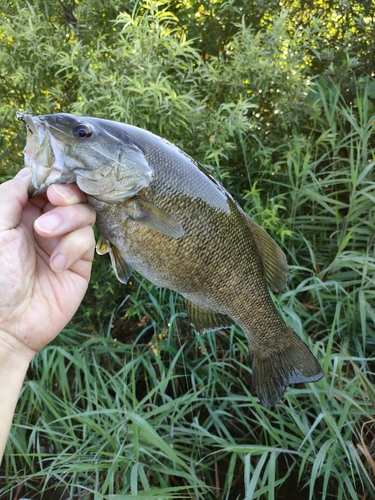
[72,124,92,139]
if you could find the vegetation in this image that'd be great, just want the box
[1,0,374,498]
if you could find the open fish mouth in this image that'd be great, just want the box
[17,112,154,203]
[17,112,69,197]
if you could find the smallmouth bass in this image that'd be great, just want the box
[17,112,323,407]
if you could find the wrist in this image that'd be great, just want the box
[0,329,34,465]
[0,329,36,372]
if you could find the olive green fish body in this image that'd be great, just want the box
[18,112,323,407]
[90,131,286,340]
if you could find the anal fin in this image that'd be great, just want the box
[185,299,234,334]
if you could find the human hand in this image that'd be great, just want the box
[0,168,96,362]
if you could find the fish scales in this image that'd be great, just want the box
[91,131,269,330]
[17,112,323,408]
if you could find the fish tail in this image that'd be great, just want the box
[250,329,323,408]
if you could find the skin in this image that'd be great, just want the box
[0,168,96,463]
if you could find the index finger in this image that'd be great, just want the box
[46,183,87,206]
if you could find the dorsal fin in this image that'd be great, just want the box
[245,217,289,292]
[184,299,234,334]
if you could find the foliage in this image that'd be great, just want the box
[1,0,375,498]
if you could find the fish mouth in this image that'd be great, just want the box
[17,112,70,197]
[17,112,155,204]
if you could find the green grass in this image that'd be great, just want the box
[2,312,374,498]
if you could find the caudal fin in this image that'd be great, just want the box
[251,330,323,408]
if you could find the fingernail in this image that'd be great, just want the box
[15,167,32,179]
[50,254,68,272]
[35,213,61,233]
[52,184,73,199]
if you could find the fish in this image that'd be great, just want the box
[17,111,323,408]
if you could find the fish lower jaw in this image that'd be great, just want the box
[28,163,74,196]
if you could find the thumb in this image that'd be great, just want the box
[0,168,32,232]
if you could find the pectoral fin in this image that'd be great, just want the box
[96,236,133,284]
[184,299,234,334]
[126,198,184,239]
[245,217,289,292]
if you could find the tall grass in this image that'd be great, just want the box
[1,80,374,499]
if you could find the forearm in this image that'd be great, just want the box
[0,333,33,464]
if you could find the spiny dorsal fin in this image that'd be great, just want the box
[125,197,184,239]
[245,217,288,292]
[184,299,234,334]
[96,236,133,284]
